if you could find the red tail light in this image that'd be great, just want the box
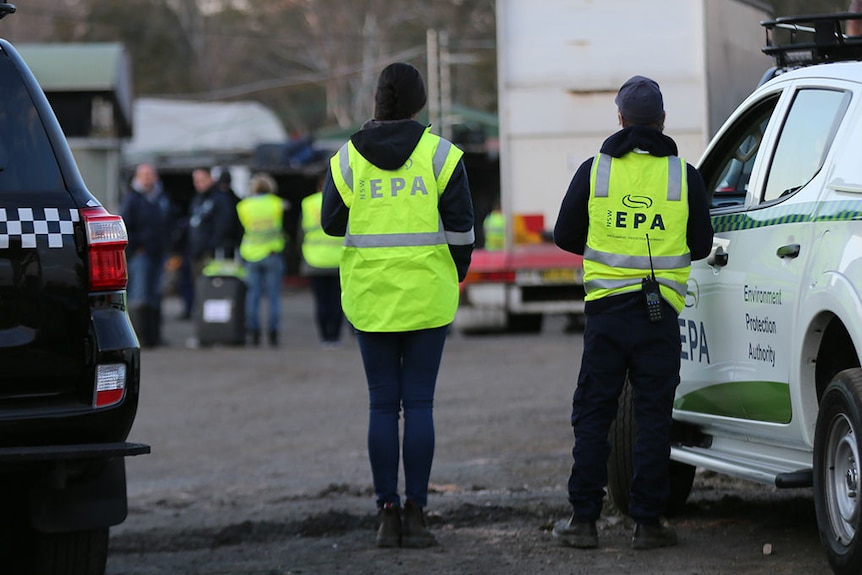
[81,207,128,291]
[95,364,126,407]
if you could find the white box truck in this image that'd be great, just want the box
[456,0,772,333]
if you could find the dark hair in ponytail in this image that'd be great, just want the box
[374,62,427,121]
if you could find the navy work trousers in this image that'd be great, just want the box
[567,301,681,523]
[356,325,449,509]
[309,274,343,343]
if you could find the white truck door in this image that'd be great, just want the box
[678,84,851,428]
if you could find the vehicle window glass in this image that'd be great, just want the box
[0,54,64,194]
[762,88,849,203]
[699,96,778,210]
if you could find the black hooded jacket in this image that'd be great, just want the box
[321,119,474,280]
[553,126,714,314]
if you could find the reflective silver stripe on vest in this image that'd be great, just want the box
[585,277,688,297]
[346,220,475,248]
[341,136,468,248]
[593,154,683,201]
[433,138,452,179]
[594,154,613,198]
[345,217,447,248]
[338,142,353,189]
[667,156,682,201]
[583,246,691,269]
[446,227,475,245]
[340,138,450,189]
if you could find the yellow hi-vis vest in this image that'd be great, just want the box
[483,209,505,251]
[329,128,469,332]
[301,191,342,269]
[236,194,285,262]
[584,151,691,312]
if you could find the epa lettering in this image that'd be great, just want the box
[369,176,429,198]
[615,211,665,230]
[679,317,710,364]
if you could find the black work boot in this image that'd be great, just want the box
[401,500,437,548]
[552,514,598,548]
[268,330,279,347]
[632,521,678,550]
[376,502,401,548]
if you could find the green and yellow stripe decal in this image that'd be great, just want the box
[711,200,862,233]
[674,381,791,423]
[679,198,862,422]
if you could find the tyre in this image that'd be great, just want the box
[31,528,109,575]
[608,378,636,514]
[814,368,862,575]
[1,500,108,575]
[607,378,695,516]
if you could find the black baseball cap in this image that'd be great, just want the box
[615,75,664,125]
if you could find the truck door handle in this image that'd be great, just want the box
[776,244,800,259]
[708,245,728,267]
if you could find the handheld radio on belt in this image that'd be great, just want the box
[642,234,663,323]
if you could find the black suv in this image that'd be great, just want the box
[0,6,148,574]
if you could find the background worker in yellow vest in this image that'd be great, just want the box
[321,62,474,549]
[482,200,504,251]
[300,179,344,345]
[552,76,713,550]
[236,173,288,346]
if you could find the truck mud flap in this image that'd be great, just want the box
[0,443,150,532]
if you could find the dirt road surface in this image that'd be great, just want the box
[106,287,832,575]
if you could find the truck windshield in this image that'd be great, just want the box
[0,52,64,194]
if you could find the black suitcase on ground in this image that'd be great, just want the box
[194,273,246,346]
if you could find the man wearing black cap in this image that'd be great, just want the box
[551,76,713,550]
[321,62,474,549]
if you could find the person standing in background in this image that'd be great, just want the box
[322,62,474,549]
[121,163,173,347]
[168,205,195,321]
[188,167,234,278]
[237,172,288,346]
[300,178,344,346]
[217,168,244,259]
[482,201,505,251]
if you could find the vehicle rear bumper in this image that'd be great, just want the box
[0,441,150,464]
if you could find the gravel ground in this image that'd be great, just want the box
[105,287,833,575]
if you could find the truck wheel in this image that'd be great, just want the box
[8,521,109,575]
[608,378,695,516]
[32,528,109,575]
[608,378,636,514]
[505,313,543,333]
[814,368,862,575]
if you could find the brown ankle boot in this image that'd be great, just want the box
[376,502,401,548]
[401,500,437,548]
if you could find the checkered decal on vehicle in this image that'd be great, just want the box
[0,207,79,249]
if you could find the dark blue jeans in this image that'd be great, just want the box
[244,253,284,334]
[567,302,681,524]
[127,252,165,309]
[309,274,343,342]
[356,325,449,509]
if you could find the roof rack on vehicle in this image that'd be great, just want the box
[0,4,15,20]
[761,12,862,69]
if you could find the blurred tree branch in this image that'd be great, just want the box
[11,0,855,135]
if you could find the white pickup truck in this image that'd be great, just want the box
[608,12,862,575]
